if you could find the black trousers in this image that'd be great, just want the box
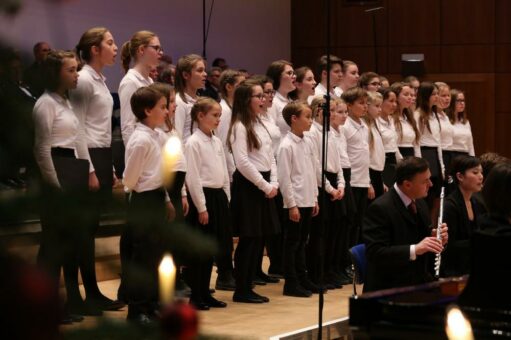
[64,147,113,303]
[350,187,368,247]
[283,207,313,284]
[234,236,262,294]
[185,188,230,302]
[124,189,166,310]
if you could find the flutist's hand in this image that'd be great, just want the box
[431,223,448,246]
[415,237,443,255]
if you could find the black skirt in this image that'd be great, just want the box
[186,187,231,240]
[398,147,415,158]
[421,146,443,197]
[382,152,397,187]
[442,150,469,175]
[231,170,280,237]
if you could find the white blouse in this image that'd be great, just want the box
[260,112,281,159]
[368,124,386,172]
[268,91,291,138]
[185,129,230,213]
[119,68,153,145]
[216,99,235,179]
[448,120,475,156]
[307,121,344,190]
[33,91,83,188]
[377,117,402,159]
[70,64,114,172]
[438,111,454,150]
[175,92,197,144]
[230,120,278,195]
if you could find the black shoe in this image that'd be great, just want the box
[87,295,125,311]
[127,313,153,325]
[205,296,227,308]
[69,314,84,322]
[338,271,353,285]
[215,277,236,291]
[257,272,280,283]
[249,290,269,303]
[283,284,312,297]
[252,276,267,286]
[189,299,210,311]
[233,292,264,303]
[176,279,192,298]
[300,279,324,294]
[68,301,103,316]
[59,314,74,325]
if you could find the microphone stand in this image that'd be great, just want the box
[364,7,384,73]
[317,0,331,338]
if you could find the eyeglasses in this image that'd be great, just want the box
[369,82,382,87]
[284,70,295,76]
[251,94,266,100]
[148,45,163,53]
[456,99,465,103]
[264,90,276,96]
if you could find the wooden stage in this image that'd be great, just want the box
[63,262,358,339]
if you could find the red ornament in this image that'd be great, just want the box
[160,301,199,340]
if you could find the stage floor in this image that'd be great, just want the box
[63,262,359,339]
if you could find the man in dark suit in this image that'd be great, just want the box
[363,157,448,292]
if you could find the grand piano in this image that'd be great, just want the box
[349,231,511,339]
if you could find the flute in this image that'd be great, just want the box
[434,186,445,278]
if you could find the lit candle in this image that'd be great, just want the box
[159,253,176,305]
[162,135,182,188]
[445,305,474,340]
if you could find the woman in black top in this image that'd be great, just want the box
[441,156,483,277]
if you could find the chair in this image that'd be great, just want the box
[349,244,366,297]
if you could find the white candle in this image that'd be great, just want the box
[162,136,182,187]
[159,253,176,305]
[445,306,474,340]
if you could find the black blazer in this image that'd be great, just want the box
[363,187,433,292]
[441,187,482,277]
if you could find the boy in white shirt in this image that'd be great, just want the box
[122,86,170,324]
[278,101,319,297]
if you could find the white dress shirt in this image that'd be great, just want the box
[70,64,113,172]
[33,91,84,187]
[447,121,475,155]
[414,110,445,176]
[336,126,351,169]
[438,112,454,150]
[278,131,319,208]
[369,123,386,171]
[216,99,235,179]
[307,121,344,190]
[268,91,291,138]
[260,112,281,161]
[119,68,153,145]
[377,117,403,160]
[230,120,278,195]
[175,92,197,144]
[123,122,166,193]
[185,129,230,213]
[343,117,370,187]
